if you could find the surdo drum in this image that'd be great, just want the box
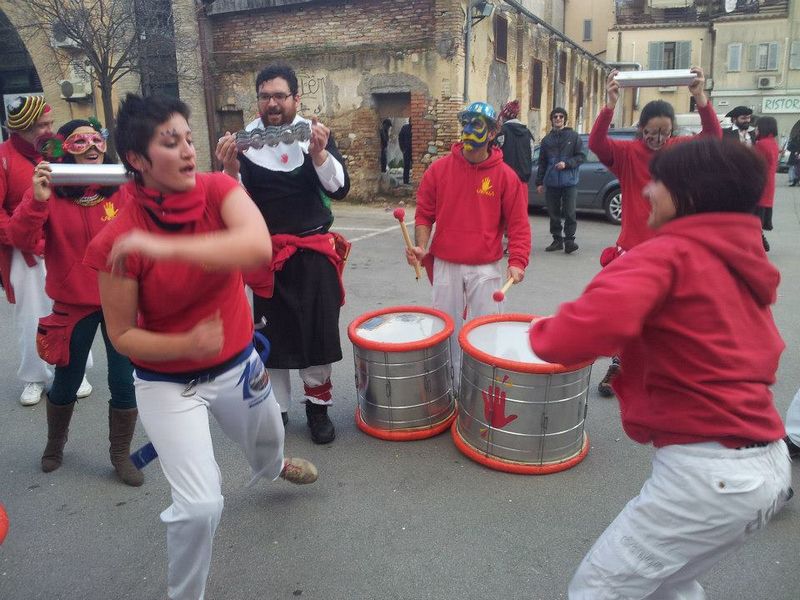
[452,314,593,474]
[349,306,457,441]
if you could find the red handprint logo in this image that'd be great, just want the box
[482,375,518,429]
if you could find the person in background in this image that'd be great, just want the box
[786,133,799,186]
[399,121,412,184]
[380,118,391,173]
[530,136,791,598]
[497,99,534,184]
[752,115,778,252]
[723,106,755,146]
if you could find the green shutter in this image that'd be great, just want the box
[648,42,664,70]
[790,41,800,70]
[767,42,779,71]
[747,44,757,71]
[676,41,692,69]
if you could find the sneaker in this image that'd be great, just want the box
[20,382,45,406]
[76,376,92,399]
[597,363,620,398]
[280,458,318,484]
[785,436,800,459]
[545,239,563,252]
[564,240,579,254]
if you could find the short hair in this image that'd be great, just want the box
[756,116,778,138]
[649,136,766,217]
[638,100,675,130]
[115,94,191,180]
[255,64,298,96]
[550,107,567,120]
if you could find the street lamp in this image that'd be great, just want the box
[463,1,496,103]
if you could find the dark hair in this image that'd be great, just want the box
[638,100,675,130]
[382,118,392,129]
[649,136,766,217]
[115,94,191,182]
[255,64,298,96]
[756,116,778,139]
[550,107,567,120]
[54,119,118,199]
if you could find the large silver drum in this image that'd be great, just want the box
[349,306,456,441]
[452,313,592,474]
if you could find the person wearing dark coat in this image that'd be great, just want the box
[497,100,534,183]
[379,119,391,173]
[723,106,755,146]
[399,122,412,184]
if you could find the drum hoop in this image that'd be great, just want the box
[459,313,593,374]
[347,305,455,352]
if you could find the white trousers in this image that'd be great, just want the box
[135,349,285,600]
[9,250,52,384]
[269,364,333,412]
[569,441,792,599]
[786,388,800,446]
[432,258,503,392]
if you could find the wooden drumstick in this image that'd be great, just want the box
[393,208,421,280]
[493,277,514,302]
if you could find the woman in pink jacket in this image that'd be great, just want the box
[753,115,779,252]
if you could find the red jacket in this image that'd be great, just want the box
[530,213,785,448]
[415,144,530,271]
[9,189,125,308]
[754,136,778,208]
[0,136,44,303]
[588,102,722,251]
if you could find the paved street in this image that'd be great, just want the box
[1,186,799,600]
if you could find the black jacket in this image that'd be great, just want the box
[723,127,756,145]
[498,120,534,182]
[535,127,585,188]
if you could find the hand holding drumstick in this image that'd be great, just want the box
[493,266,525,302]
[394,208,422,280]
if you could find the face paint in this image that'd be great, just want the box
[460,115,490,150]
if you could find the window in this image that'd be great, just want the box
[494,14,508,63]
[648,41,691,69]
[727,43,743,72]
[583,20,592,42]
[791,41,800,70]
[530,59,543,110]
[559,50,567,83]
[747,42,780,71]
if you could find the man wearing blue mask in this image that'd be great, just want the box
[405,102,531,387]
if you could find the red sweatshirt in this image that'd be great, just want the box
[9,188,126,308]
[530,213,785,448]
[588,101,722,251]
[415,144,530,271]
[754,136,778,208]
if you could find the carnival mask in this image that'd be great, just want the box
[460,115,490,151]
[63,132,107,155]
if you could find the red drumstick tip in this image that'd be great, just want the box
[393,207,405,221]
[492,290,505,302]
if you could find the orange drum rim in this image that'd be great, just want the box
[451,420,590,475]
[348,305,455,353]
[356,405,457,441]
[459,313,593,374]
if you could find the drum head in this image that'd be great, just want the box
[466,321,549,364]
[354,311,446,345]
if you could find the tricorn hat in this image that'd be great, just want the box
[725,105,753,119]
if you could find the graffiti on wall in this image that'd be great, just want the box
[297,72,327,116]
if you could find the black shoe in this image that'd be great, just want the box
[762,235,770,252]
[785,436,800,459]
[281,412,289,426]
[597,363,620,398]
[564,240,579,254]
[545,239,563,252]
[306,402,335,444]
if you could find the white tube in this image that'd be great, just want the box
[49,164,129,186]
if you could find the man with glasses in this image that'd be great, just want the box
[405,101,530,388]
[535,107,585,254]
[216,64,350,444]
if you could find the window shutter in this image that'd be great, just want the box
[790,41,800,70]
[583,20,592,41]
[676,41,692,69]
[727,43,742,71]
[767,41,779,71]
[746,44,757,71]
[648,42,664,70]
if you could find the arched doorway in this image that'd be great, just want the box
[0,9,44,140]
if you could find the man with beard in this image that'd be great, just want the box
[405,101,530,389]
[216,64,349,444]
[723,106,755,146]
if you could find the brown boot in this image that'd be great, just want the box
[597,362,621,398]
[109,407,144,487]
[42,399,76,473]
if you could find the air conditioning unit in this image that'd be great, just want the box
[50,23,80,49]
[758,76,777,89]
[59,64,92,100]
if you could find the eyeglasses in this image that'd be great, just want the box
[62,132,107,155]
[257,92,293,103]
[551,114,565,120]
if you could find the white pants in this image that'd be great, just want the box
[786,388,800,446]
[569,441,792,599]
[269,364,333,412]
[135,349,285,600]
[432,258,503,392]
[9,250,52,384]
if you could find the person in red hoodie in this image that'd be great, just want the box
[406,101,531,389]
[529,136,791,599]
[752,115,779,252]
[589,67,722,397]
[9,119,141,485]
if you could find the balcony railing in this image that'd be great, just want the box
[615,0,789,26]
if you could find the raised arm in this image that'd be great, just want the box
[588,70,621,168]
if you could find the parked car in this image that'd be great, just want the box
[529,128,637,225]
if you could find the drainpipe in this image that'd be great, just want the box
[464,3,472,103]
[195,0,220,170]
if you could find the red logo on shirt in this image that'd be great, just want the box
[280,153,289,164]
